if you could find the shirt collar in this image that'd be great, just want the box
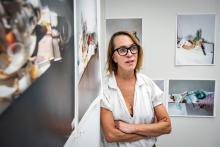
[108,72,118,89]
[136,72,145,86]
[107,72,145,89]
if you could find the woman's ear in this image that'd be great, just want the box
[112,54,117,63]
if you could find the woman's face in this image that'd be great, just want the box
[112,35,138,73]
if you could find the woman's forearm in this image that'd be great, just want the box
[131,121,171,137]
[104,127,145,143]
[101,108,146,143]
[116,117,171,137]
[130,104,172,137]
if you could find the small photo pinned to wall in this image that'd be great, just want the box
[153,80,167,109]
[176,14,216,65]
[168,80,216,117]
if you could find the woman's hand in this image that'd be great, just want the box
[115,120,134,134]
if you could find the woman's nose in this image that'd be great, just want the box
[126,49,133,57]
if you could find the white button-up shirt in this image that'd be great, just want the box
[101,72,163,147]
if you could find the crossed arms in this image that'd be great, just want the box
[101,104,171,143]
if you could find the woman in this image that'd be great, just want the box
[101,31,171,147]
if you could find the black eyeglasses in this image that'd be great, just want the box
[113,44,139,56]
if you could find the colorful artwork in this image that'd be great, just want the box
[0,0,71,114]
[168,80,215,117]
[76,0,98,79]
[74,0,101,125]
[176,14,216,65]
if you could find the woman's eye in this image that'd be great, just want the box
[119,48,127,53]
[130,46,137,52]
[131,45,138,50]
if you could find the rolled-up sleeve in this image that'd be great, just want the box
[150,81,164,107]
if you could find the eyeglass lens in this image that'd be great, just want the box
[116,44,139,56]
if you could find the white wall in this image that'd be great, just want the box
[101,0,220,147]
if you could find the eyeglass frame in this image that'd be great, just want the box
[113,44,139,56]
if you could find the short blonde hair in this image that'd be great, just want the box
[106,31,143,74]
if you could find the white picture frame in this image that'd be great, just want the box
[175,13,216,66]
[168,79,216,117]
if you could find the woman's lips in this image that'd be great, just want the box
[125,59,134,64]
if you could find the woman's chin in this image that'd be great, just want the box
[118,64,136,73]
[124,66,136,72]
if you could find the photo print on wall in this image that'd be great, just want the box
[176,14,216,65]
[168,80,216,117]
[106,18,142,46]
[0,0,72,115]
[75,0,101,123]
[76,0,99,80]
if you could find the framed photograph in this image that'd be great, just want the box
[176,14,216,65]
[74,0,101,127]
[168,79,216,117]
[0,1,71,115]
[153,80,167,109]
[76,0,99,80]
